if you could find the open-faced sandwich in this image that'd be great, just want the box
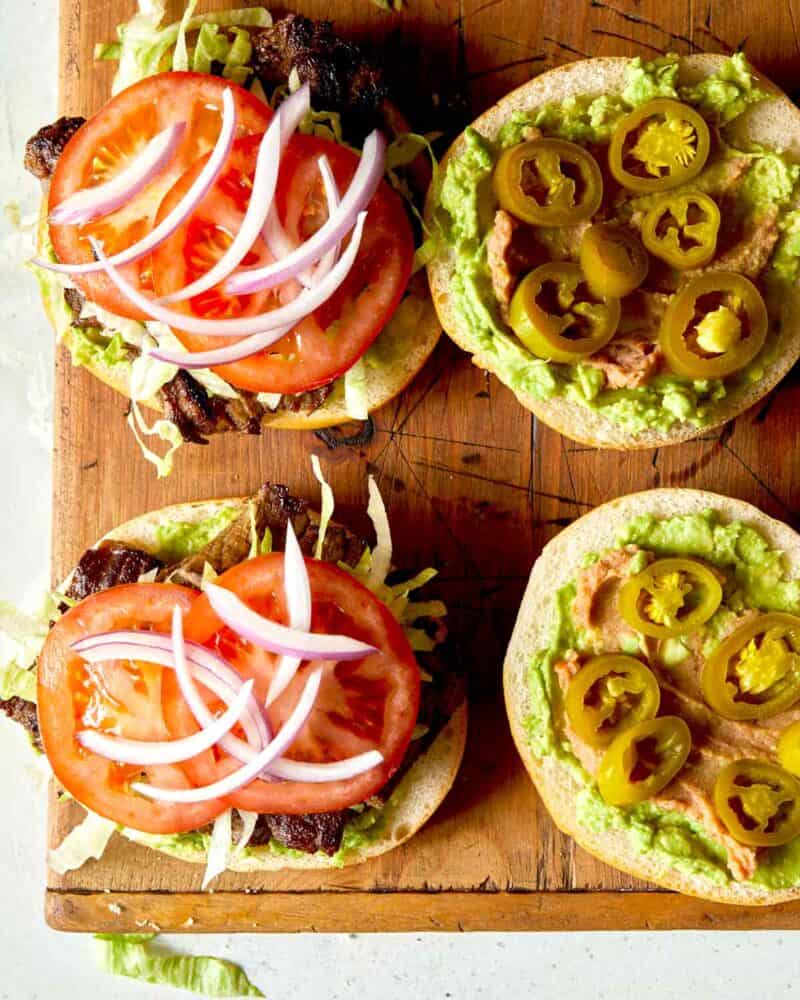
[2,471,465,879]
[505,489,800,904]
[26,2,439,474]
[427,53,800,448]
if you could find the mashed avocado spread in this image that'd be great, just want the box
[526,509,800,887]
[433,53,800,435]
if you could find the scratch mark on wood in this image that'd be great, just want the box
[451,0,504,25]
[543,35,593,59]
[560,438,583,517]
[787,0,800,58]
[722,437,800,525]
[590,0,702,51]
[486,33,544,53]
[415,457,593,507]
[466,55,547,81]
[591,28,665,54]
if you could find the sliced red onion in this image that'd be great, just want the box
[277,83,311,146]
[72,631,270,750]
[34,88,237,275]
[77,677,254,765]
[262,84,314,285]
[311,154,341,283]
[262,208,299,270]
[131,667,323,802]
[265,521,312,707]
[146,323,294,369]
[48,122,186,226]
[89,210,366,338]
[226,129,385,295]
[170,606,272,769]
[157,107,283,304]
[168,607,380,782]
[147,154,344,369]
[268,751,384,782]
[204,581,376,661]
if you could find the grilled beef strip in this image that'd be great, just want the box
[66,540,162,601]
[0,697,42,753]
[247,811,348,856]
[24,116,85,181]
[251,14,387,138]
[11,485,460,855]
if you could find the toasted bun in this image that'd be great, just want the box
[426,55,800,449]
[65,497,467,871]
[504,488,800,904]
[38,215,441,431]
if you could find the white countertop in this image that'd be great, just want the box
[2,3,799,997]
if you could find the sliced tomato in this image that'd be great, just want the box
[165,555,421,813]
[37,583,227,834]
[150,133,415,394]
[48,72,272,321]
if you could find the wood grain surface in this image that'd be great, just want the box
[46,0,800,930]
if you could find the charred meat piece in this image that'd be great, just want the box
[258,483,367,566]
[160,370,223,444]
[0,697,42,752]
[274,383,334,414]
[66,540,162,601]
[161,485,280,586]
[252,15,387,134]
[24,116,85,180]
[160,371,335,444]
[249,810,349,855]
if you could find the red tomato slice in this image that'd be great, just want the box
[150,133,415,394]
[165,555,421,813]
[48,72,272,321]
[38,583,227,834]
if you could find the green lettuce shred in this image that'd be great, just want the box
[48,811,118,875]
[98,0,271,94]
[95,934,263,997]
[344,357,370,420]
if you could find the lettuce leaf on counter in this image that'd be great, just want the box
[95,934,264,997]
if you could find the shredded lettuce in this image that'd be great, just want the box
[127,401,184,479]
[310,455,334,559]
[366,476,392,588]
[135,324,241,401]
[0,597,54,667]
[233,810,259,856]
[202,809,232,889]
[172,0,197,71]
[48,811,118,875]
[95,934,263,997]
[0,661,37,702]
[0,592,67,707]
[98,0,271,94]
[344,357,370,420]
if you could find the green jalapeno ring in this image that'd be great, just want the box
[701,612,800,721]
[493,138,604,226]
[597,715,692,807]
[713,758,800,847]
[565,654,661,749]
[641,192,720,269]
[618,557,723,639]
[508,261,621,363]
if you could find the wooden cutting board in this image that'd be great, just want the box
[46,0,800,932]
